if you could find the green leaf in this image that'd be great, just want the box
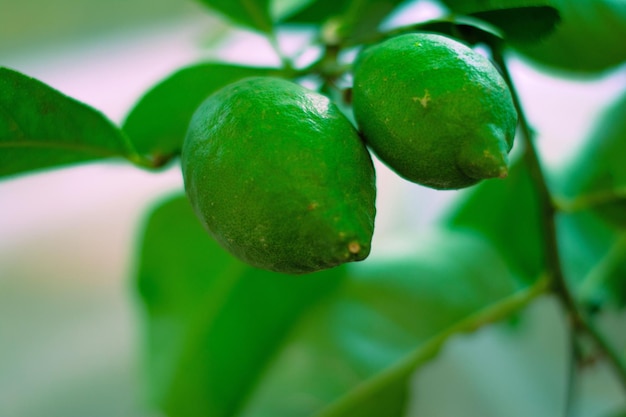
[271,0,314,21]
[0,67,136,179]
[280,0,344,23]
[511,0,626,74]
[196,0,273,33]
[471,6,559,43]
[283,0,406,43]
[558,211,626,309]
[122,63,284,165]
[136,193,547,417]
[412,18,502,47]
[605,408,626,417]
[445,160,546,283]
[440,1,559,43]
[441,0,551,14]
[343,0,408,41]
[558,92,626,229]
[555,92,626,308]
[137,194,346,417]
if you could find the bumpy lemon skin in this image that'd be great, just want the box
[353,33,518,190]
[182,77,376,274]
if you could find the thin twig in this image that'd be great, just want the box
[554,188,626,213]
[491,45,626,392]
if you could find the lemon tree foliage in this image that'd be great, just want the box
[282,0,406,41]
[137,194,544,417]
[511,0,626,73]
[558,211,626,309]
[446,161,546,284]
[468,6,559,43]
[558,92,626,229]
[443,0,626,73]
[440,0,560,43]
[555,92,626,308]
[0,67,136,178]
[196,0,274,33]
[3,0,626,416]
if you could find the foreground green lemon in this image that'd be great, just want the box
[353,33,518,190]
[182,77,376,274]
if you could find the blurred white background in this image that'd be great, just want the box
[1,0,625,416]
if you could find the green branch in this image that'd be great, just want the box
[491,46,626,392]
[554,188,626,213]
[316,275,551,417]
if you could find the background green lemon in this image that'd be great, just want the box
[182,77,376,274]
[353,33,517,190]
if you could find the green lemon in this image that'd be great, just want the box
[352,33,518,190]
[182,76,376,274]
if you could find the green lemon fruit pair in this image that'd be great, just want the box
[182,33,518,273]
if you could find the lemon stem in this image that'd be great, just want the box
[492,45,626,393]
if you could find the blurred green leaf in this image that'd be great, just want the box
[0,67,135,179]
[605,408,626,417]
[197,0,274,33]
[445,161,546,283]
[123,64,284,165]
[511,0,626,74]
[558,92,626,229]
[280,0,344,23]
[136,194,547,417]
[555,92,626,308]
[412,19,501,47]
[558,211,626,309]
[440,1,559,43]
[283,0,406,43]
[441,0,550,14]
[587,234,626,307]
[137,194,347,417]
[471,7,559,43]
[344,0,408,41]
[271,0,314,21]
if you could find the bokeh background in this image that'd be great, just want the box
[1,0,625,416]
